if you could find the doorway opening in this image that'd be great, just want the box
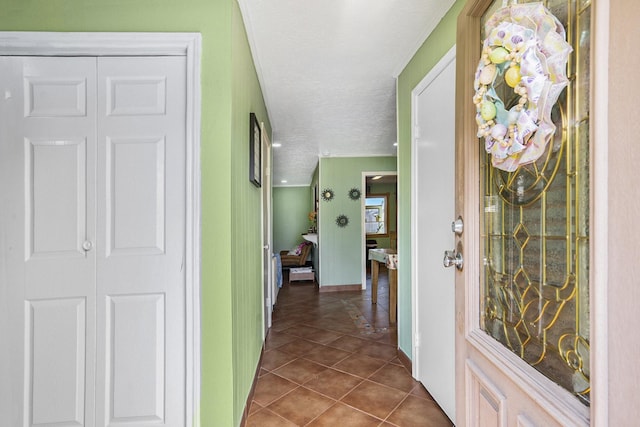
[360,172,397,291]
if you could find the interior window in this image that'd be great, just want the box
[365,194,388,236]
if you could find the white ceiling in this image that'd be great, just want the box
[238,0,456,186]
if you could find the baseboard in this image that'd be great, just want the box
[318,283,361,293]
[397,347,412,373]
[240,342,265,426]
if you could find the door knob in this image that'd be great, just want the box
[82,240,93,251]
[443,249,463,270]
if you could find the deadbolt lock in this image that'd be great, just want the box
[451,217,464,235]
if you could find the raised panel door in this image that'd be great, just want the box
[0,56,97,427]
[0,55,187,427]
[95,56,186,427]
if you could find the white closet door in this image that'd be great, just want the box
[94,56,186,427]
[0,55,187,427]
[0,56,98,427]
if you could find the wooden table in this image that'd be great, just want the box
[368,248,398,323]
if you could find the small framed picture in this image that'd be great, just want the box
[249,112,261,187]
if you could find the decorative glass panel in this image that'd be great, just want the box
[479,0,591,405]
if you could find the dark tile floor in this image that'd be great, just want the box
[245,268,453,426]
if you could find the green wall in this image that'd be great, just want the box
[319,157,396,287]
[0,1,271,425]
[273,186,313,253]
[229,1,272,424]
[396,0,465,358]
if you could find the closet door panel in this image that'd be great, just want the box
[27,138,87,258]
[106,136,165,256]
[28,298,87,426]
[0,56,97,427]
[107,294,165,423]
[96,56,186,427]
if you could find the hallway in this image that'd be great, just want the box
[246,270,452,426]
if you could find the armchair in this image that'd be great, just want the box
[280,241,312,267]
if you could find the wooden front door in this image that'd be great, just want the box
[454,1,593,425]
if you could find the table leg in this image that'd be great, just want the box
[371,259,379,304]
[389,268,397,324]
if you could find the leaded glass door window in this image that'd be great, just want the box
[479,0,591,405]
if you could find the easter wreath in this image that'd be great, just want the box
[473,2,572,172]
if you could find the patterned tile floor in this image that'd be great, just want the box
[245,268,453,426]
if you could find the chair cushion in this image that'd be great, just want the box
[287,242,307,256]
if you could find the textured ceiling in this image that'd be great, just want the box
[238,0,456,186]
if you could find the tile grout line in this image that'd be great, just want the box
[380,388,413,426]
[254,405,298,426]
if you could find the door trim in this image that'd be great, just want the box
[590,0,610,424]
[0,31,202,427]
[360,170,397,291]
[261,121,273,335]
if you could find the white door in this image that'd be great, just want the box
[455,1,591,425]
[0,55,187,426]
[95,56,186,426]
[411,48,456,423]
[0,56,98,427]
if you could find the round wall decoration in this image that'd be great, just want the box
[321,188,334,201]
[348,188,361,200]
[473,2,571,172]
[335,214,349,228]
